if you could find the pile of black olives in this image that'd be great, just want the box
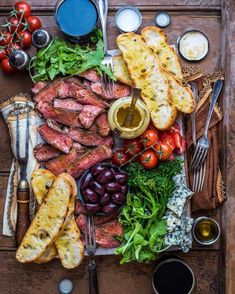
[80,164,128,214]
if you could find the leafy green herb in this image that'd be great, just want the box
[116,160,182,264]
[28,37,115,82]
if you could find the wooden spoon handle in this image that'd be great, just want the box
[15,180,30,247]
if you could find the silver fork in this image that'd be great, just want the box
[190,82,206,192]
[189,79,223,171]
[85,215,99,294]
[15,103,30,247]
[97,0,114,96]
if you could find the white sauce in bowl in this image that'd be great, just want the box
[116,7,142,33]
[179,31,209,61]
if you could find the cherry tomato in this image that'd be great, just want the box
[26,16,41,32]
[0,31,12,46]
[160,132,176,151]
[124,139,142,157]
[140,150,158,169]
[140,129,159,148]
[14,1,31,18]
[8,42,22,53]
[18,30,31,48]
[169,122,180,133]
[1,58,16,74]
[0,48,7,60]
[112,150,130,166]
[171,132,186,154]
[8,17,24,33]
[154,142,173,161]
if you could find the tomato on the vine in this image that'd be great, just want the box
[1,58,16,74]
[18,30,32,48]
[160,132,176,151]
[26,16,41,32]
[14,1,31,18]
[140,129,159,147]
[124,139,142,157]
[140,150,158,169]
[154,141,173,161]
[171,132,186,154]
[0,48,7,60]
[8,17,24,33]
[112,150,130,166]
[8,42,22,52]
[0,31,12,46]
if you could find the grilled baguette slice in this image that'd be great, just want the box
[113,55,133,86]
[117,33,177,130]
[141,26,183,83]
[165,71,195,113]
[16,173,75,263]
[34,245,57,264]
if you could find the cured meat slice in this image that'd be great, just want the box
[94,211,120,226]
[34,80,63,104]
[33,143,62,162]
[37,124,73,154]
[68,127,112,146]
[79,69,100,82]
[44,149,86,176]
[37,102,82,127]
[31,81,47,94]
[66,145,112,178]
[99,220,123,237]
[95,113,110,136]
[90,81,131,99]
[54,98,83,112]
[78,105,104,129]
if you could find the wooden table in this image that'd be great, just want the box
[0,0,234,293]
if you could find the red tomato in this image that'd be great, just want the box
[140,150,158,169]
[26,16,41,32]
[154,142,173,161]
[140,129,159,147]
[18,30,31,48]
[1,58,16,74]
[160,132,176,151]
[8,17,24,33]
[14,1,31,18]
[112,150,130,166]
[124,139,142,157]
[8,42,22,52]
[171,132,186,154]
[169,122,180,133]
[0,31,12,46]
[0,48,7,60]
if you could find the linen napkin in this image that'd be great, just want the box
[0,95,43,237]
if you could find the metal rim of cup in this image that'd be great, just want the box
[192,216,220,246]
[155,11,171,28]
[177,29,209,62]
[152,258,196,294]
[54,0,99,39]
[115,6,142,33]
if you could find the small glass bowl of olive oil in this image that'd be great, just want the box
[192,217,220,246]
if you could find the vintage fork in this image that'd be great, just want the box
[97,0,114,96]
[189,79,223,171]
[190,82,206,192]
[85,215,99,294]
[15,103,30,247]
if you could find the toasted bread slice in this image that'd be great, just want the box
[34,245,57,264]
[113,55,133,86]
[31,169,56,205]
[141,26,183,83]
[165,71,195,113]
[55,217,84,269]
[16,173,75,263]
[117,33,177,130]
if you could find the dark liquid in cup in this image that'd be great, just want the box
[153,260,194,294]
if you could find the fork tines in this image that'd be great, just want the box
[189,145,208,171]
[101,55,114,97]
[192,161,206,192]
[85,215,96,256]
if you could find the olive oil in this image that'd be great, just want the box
[193,217,220,245]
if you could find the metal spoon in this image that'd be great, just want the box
[122,88,141,127]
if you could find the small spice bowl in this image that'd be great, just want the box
[192,216,220,246]
[115,6,142,33]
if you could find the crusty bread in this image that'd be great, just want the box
[31,169,56,205]
[55,217,84,269]
[117,33,177,130]
[141,26,183,83]
[16,173,74,263]
[164,71,195,113]
[113,55,133,86]
[34,245,57,264]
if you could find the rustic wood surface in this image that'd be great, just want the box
[0,0,233,293]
